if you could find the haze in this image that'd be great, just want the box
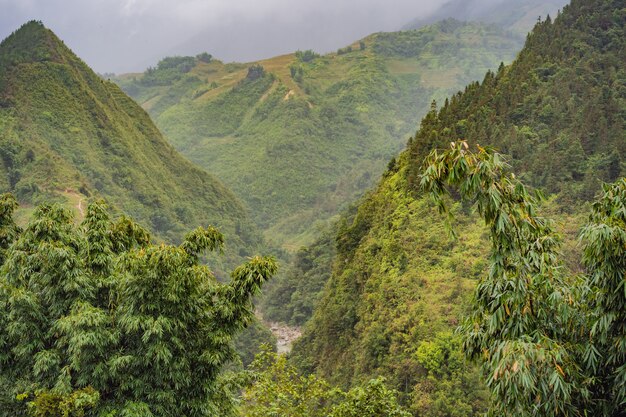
[0,0,558,74]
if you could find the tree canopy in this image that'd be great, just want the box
[0,196,277,416]
[240,346,410,417]
[421,141,625,416]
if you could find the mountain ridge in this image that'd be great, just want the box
[115,19,525,250]
[0,21,265,275]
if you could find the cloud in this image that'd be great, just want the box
[0,0,561,73]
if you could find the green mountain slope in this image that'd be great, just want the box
[0,21,265,275]
[290,0,624,415]
[115,20,524,250]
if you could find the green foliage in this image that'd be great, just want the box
[290,154,490,414]
[336,46,353,55]
[0,21,57,95]
[0,198,277,417]
[580,179,626,414]
[240,347,410,417]
[158,72,274,141]
[289,64,304,83]
[0,193,20,264]
[260,227,335,325]
[295,49,320,62]
[291,3,624,416]
[329,379,410,417]
[407,1,625,203]
[233,319,278,368]
[415,333,463,376]
[27,387,99,417]
[411,333,486,417]
[116,20,522,250]
[241,347,335,417]
[0,21,264,277]
[141,56,197,86]
[196,52,213,63]
[422,142,583,416]
[246,65,265,81]
[421,142,626,416]
[374,19,522,61]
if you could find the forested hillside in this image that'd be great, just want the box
[116,20,524,249]
[0,21,266,275]
[291,0,625,415]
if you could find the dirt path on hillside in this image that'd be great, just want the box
[63,189,85,219]
[77,198,84,217]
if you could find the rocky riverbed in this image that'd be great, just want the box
[256,312,301,354]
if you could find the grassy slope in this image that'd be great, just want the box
[290,0,624,414]
[116,20,524,250]
[0,21,266,277]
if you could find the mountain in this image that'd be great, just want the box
[403,0,569,34]
[115,20,524,250]
[0,21,267,275]
[289,0,624,415]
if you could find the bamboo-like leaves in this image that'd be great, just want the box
[0,198,277,416]
[421,142,590,416]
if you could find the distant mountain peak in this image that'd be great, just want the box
[0,20,69,68]
[0,22,263,272]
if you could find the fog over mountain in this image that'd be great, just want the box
[0,0,564,74]
[403,0,568,32]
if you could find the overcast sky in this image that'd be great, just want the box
[0,0,557,74]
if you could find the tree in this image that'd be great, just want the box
[295,50,319,62]
[289,65,304,83]
[240,346,410,417]
[196,52,213,63]
[0,197,277,417]
[337,46,353,55]
[412,332,487,417]
[246,65,265,81]
[579,180,626,415]
[240,346,335,417]
[420,141,625,416]
[329,379,410,417]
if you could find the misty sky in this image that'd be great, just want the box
[0,0,557,74]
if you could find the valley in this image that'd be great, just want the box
[0,0,624,416]
[115,19,525,250]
